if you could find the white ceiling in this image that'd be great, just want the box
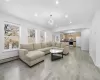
[0,0,100,29]
[61,28,84,33]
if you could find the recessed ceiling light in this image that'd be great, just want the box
[5,0,10,2]
[34,13,38,17]
[56,0,59,4]
[66,31,76,33]
[65,15,68,18]
[70,21,72,24]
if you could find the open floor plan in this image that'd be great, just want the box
[0,0,100,80]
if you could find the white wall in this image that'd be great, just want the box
[46,31,53,42]
[89,11,100,67]
[0,13,52,60]
[76,37,81,47]
[81,29,90,51]
[89,20,96,64]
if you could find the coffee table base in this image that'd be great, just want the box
[51,55,62,61]
[51,53,63,61]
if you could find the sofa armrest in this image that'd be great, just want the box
[19,49,28,57]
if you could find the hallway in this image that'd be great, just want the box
[0,47,100,80]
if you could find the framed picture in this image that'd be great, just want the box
[55,35,60,42]
[40,31,45,43]
[52,35,55,42]
[28,29,35,43]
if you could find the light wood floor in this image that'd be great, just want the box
[0,47,100,80]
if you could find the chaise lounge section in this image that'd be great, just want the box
[19,42,68,67]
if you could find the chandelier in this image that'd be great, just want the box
[48,14,54,25]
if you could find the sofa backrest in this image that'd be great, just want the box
[46,42,52,47]
[20,42,68,51]
[41,43,47,48]
[20,44,34,51]
[51,42,56,47]
[55,43,61,48]
[60,42,67,48]
[34,43,41,50]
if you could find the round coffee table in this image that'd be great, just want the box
[50,48,63,61]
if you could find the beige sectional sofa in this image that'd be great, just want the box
[19,42,68,67]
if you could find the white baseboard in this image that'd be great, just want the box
[0,56,19,64]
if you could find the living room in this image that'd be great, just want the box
[0,0,100,80]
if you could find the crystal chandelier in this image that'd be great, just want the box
[48,14,54,25]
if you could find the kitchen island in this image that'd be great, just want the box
[61,41,76,47]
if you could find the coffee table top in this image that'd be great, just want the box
[50,48,63,54]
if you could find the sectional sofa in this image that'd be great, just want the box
[19,42,68,67]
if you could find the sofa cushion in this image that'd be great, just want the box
[34,43,41,50]
[38,47,52,52]
[20,44,34,51]
[38,47,53,54]
[26,51,45,61]
[63,46,69,54]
